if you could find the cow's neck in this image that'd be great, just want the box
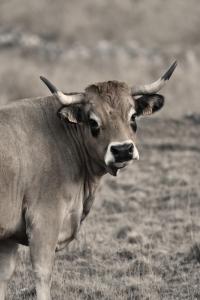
[61,122,104,219]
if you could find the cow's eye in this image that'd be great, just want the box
[89,118,100,137]
[130,113,137,132]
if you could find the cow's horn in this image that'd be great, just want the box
[40,76,83,105]
[131,61,177,96]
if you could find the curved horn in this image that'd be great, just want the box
[40,76,84,105]
[132,61,177,96]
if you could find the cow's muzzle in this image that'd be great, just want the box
[105,140,139,176]
[110,143,133,163]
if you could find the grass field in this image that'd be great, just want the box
[0,0,200,299]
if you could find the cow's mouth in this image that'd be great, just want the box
[107,161,129,176]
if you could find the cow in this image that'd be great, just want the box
[0,61,177,300]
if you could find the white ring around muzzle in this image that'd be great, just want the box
[104,140,139,166]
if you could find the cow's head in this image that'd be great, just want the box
[40,61,177,176]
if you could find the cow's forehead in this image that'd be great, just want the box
[85,80,133,113]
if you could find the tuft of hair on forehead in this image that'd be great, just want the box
[85,81,130,105]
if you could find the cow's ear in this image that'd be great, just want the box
[134,94,164,116]
[58,104,85,124]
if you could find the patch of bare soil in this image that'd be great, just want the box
[7,116,200,299]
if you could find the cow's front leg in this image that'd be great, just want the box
[27,209,60,300]
[30,245,53,300]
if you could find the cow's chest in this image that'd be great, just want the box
[56,184,95,251]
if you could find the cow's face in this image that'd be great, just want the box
[40,61,176,176]
[59,81,164,176]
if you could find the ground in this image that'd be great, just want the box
[0,0,200,299]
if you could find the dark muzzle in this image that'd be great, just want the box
[111,143,133,163]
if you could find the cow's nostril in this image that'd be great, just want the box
[111,146,119,156]
[128,144,133,155]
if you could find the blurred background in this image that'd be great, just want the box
[2,1,200,299]
[0,0,200,117]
